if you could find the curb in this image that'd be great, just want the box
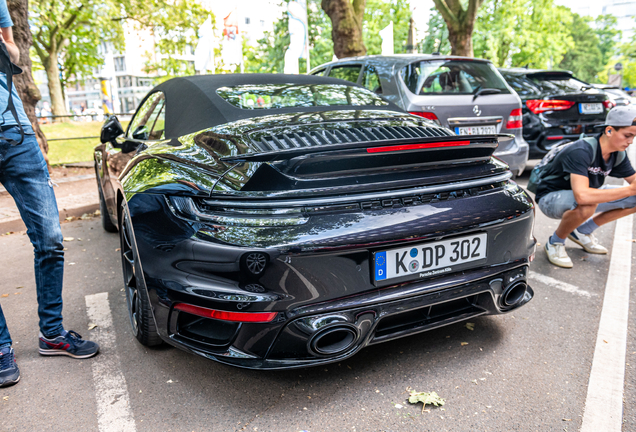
[0,202,100,234]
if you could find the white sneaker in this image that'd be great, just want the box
[545,241,573,268]
[568,229,608,254]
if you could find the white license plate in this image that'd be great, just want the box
[455,126,497,135]
[579,103,603,114]
[374,233,488,282]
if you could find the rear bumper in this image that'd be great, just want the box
[163,263,533,369]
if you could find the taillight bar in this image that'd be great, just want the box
[409,111,441,125]
[174,303,278,323]
[366,141,471,153]
[526,99,575,114]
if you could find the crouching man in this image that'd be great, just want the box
[535,105,636,268]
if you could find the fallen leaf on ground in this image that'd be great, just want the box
[408,390,445,413]
[471,379,478,385]
[115,248,121,252]
[562,418,572,421]
[1,294,8,298]
[166,379,173,383]
[80,214,91,220]
[88,323,98,330]
[604,340,608,343]
[465,322,475,331]
[65,217,73,221]
[63,237,74,242]
[15,286,22,289]
[461,342,469,346]
[94,210,101,216]
[2,396,8,401]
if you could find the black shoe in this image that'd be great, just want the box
[39,330,99,359]
[0,347,20,387]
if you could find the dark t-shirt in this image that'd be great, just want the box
[535,135,636,203]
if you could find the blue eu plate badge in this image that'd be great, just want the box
[375,251,387,281]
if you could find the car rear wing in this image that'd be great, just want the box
[220,134,513,163]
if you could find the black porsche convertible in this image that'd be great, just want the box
[95,74,536,369]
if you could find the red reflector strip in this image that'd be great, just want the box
[366,141,471,153]
[546,135,564,140]
[174,303,277,323]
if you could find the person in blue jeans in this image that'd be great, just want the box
[0,0,98,388]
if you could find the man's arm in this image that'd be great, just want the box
[0,27,18,64]
[571,173,636,205]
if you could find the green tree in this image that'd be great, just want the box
[595,14,622,67]
[363,0,411,55]
[420,7,451,54]
[471,0,573,68]
[558,14,602,81]
[30,0,124,116]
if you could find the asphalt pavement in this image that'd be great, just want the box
[0,170,634,432]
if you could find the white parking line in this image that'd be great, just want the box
[85,292,136,432]
[580,213,633,431]
[527,271,596,298]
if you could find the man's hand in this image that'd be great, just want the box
[0,27,19,64]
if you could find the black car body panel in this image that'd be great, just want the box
[95,74,536,369]
[499,68,611,159]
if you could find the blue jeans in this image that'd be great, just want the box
[538,185,636,219]
[0,126,64,348]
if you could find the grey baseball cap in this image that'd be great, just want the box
[605,105,636,127]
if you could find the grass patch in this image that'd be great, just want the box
[42,120,129,165]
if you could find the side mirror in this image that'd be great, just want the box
[100,115,124,144]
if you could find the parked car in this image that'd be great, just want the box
[592,84,632,106]
[95,74,535,369]
[498,68,613,159]
[309,55,529,176]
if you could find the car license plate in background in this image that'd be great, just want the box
[579,103,603,114]
[455,126,497,135]
[374,233,487,282]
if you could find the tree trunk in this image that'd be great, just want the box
[448,25,474,57]
[432,0,483,58]
[42,52,68,117]
[322,0,366,59]
[6,0,50,166]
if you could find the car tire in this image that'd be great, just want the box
[95,169,118,233]
[119,201,163,346]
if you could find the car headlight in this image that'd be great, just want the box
[167,196,309,227]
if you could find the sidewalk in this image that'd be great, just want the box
[0,170,100,233]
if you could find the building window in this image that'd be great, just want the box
[260,20,265,27]
[245,17,250,24]
[114,56,126,72]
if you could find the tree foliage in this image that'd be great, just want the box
[420,7,451,55]
[363,0,411,55]
[30,0,124,115]
[558,14,602,82]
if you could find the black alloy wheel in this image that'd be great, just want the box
[119,201,162,346]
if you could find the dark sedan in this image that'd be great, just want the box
[95,74,536,369]
[499,69,613,159]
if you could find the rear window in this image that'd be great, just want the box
[216,84,389,109]
[501,72,591,96]
[401,60,510,95]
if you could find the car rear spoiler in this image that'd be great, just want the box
[527,71,573,80]
[220,134,513,163]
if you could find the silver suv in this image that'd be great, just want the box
[310,55,529,176]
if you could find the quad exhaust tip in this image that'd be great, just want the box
[502,281,527,308]
[310,326,358,355]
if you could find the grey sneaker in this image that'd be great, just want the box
[545,240,573,268]
[568,229,608,254]
[0,347,20,388]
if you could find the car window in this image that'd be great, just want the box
[216,84,388,109]
[148,103,165,140]
[128,92,165,140]
[499,72,543,96]
[529,77,590,94]
[328,65,362,83]
[362,65,382,94]
[311,68,326,76]
[401,60,510,95]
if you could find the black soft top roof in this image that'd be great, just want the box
[150,74,399,138]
